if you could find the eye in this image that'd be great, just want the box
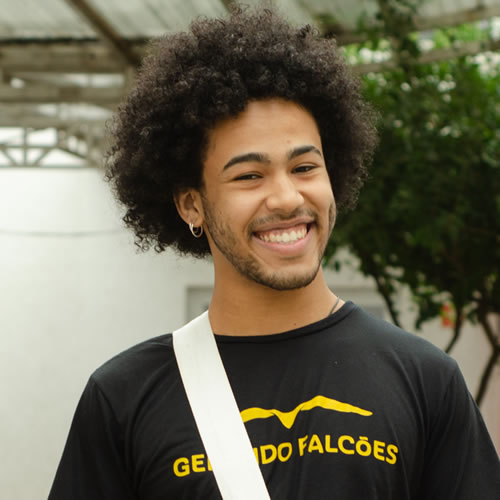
[293,164,317,174]
[234,173,261,181]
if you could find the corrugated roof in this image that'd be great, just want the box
[0,0,228,39]
[1,0,499,40]
[1,0,94,39]
[0,0,498,167]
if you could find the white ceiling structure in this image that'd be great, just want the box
[0,0,498,167]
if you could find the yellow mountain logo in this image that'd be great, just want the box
[241,395,373,429]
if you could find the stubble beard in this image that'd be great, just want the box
[201,197,336,291]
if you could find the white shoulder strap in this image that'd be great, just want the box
[173,311,270,500]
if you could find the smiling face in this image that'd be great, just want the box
[184,99,335,291]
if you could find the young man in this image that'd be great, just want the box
[49,7,499,500]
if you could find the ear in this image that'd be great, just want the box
[174,188,204,227]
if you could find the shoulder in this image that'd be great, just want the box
[87,333,177,416]
[339,305,482,439]
[92,333,174,379]
[342,303,459,383]
[345,303,451,357]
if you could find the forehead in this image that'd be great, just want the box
[204,99,323,166]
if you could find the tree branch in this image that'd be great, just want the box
[372,273,402,328]
[445,302,463,354]
[475,305,500,406]
[475,346,500,407]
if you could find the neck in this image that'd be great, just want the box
[208,269,339,336]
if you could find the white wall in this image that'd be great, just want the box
[0,168,498,500]
[0,168,214,500]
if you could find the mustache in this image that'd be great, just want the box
[248,208,317,233]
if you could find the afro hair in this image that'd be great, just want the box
[105,6,378,257]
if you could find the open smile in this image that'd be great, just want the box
[252,221,316,256]
[255,223,310,244]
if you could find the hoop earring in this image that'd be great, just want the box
[189,223,204,238]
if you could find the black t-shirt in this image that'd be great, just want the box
[49,303,500,499]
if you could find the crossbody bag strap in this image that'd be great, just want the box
[173,311,271,500]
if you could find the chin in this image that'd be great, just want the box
[244,264,321,291]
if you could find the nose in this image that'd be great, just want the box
[265,173,304,213]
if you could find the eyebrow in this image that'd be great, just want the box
[223,152,270,171]
[288,145,322,160]
[222,144,322,171]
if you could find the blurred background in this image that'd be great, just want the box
[0,1,498,498]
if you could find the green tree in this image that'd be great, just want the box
[326,17,500,405]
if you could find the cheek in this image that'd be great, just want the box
[323,176,335,204]
[225,193,260,218]
[208,195,256,235]
[311,180,335,207]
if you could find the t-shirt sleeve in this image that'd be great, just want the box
[48,377,136,500]
[418,363,500,499]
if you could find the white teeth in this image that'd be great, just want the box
[259,227,307,243]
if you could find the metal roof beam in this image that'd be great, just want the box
[64,0,141,67]
[1,39,497,105]
[0,84,123,105]
[0,43,141,73]
[352,38,500,75]
[0,115,106,127]
[324,5,500,45]
[0,104,109,127]
[413,5,500,32]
